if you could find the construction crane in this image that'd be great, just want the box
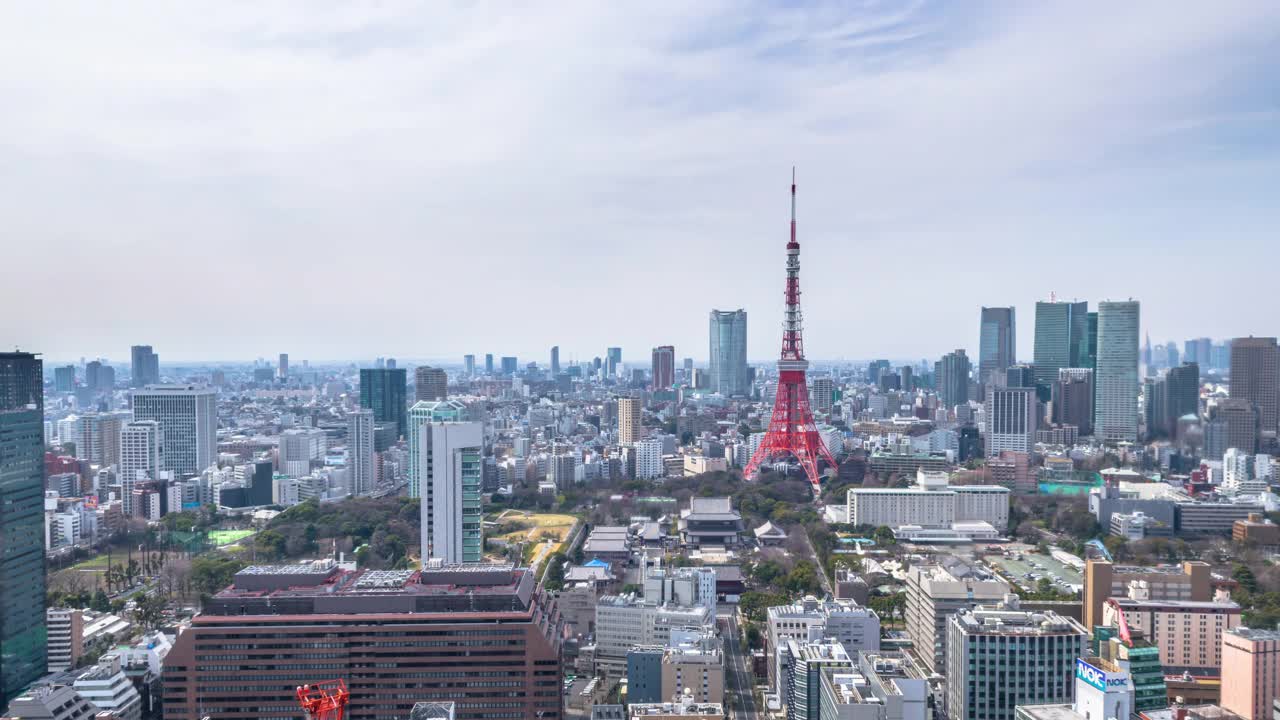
[297,680,350,720]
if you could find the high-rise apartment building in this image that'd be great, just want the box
[651,346,675,390]
[484,353,494,374]
[76,411,128,467]
[0,352,47,703]
[618,396,642,446]
[945,602,1087,720]
[347,409,376,496]
[407,412,484,564]
[987,386,1036,454]
[1033,300,1089,392]
[463,354,475,376]
[978,307,1016,389]
[1230,337,1278,440]
[359,367,408,439]
[1221,628,1280,720]
[709,310,748,397]
[161,563,562,720]
[129,345,160,387]
[414,366,448,402]
[119,420,164,516]
[130,385,217,477]
[277,352,288,379]
[1095,300,1140,443]
[550,346,560,375]
[935,349,970,409]
[811,376,834,414]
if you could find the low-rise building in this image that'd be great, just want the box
[2,684,98,720]
[1220,627,1280,720]
[846,470,1008,531]
[72,655,142,720]
[678,497,743,547]
[1233,514,1280,547]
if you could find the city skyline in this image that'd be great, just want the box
[3,4,1279,361]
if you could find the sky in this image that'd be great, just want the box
[2,2,1279,365]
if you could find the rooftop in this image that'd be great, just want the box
[1226,627,1280,641]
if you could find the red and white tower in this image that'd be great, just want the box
[743,170,837,493]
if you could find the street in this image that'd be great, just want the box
[719,610,761,720]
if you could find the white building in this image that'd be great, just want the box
[846,470,1008,531]
[594,595,715,674]
[4,684,98,720]
[410,420,485,564]
[72,654,142,720]
[766,597,882,694]
[987,387,1036,454]
[119,420,164,516]
[1095,300,1140,443]
[279,427,327,476]
[643,563,717,610]
[130,385,217,477]
[347,409,376,496]
[635,438,664,480]
[1223,447,1267,494]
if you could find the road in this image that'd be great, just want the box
[719,611,760,720]
[798,528,833,597]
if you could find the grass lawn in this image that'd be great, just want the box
[209,529,255,546]
[71,554,111,570]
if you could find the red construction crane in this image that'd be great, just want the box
[297,680,349,720]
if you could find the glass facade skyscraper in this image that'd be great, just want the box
[709,309,748,397]
[1096,300,1140,442]
[1,352,47,703]
[978,306,1016,388]
[1033,300,1089,393]
[359,367,408,440]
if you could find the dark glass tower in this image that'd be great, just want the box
[359,368,407,440]
[1,352,47,703]
[978,307,1016,388]
[1033,300,1089,395]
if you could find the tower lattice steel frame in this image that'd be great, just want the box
[743,170,837,493]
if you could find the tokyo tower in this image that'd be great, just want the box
[743,170,837,493]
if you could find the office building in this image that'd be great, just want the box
[484,353,494,374]
[846,471,1009,531]
[945,602,1087,720]
[499,356,518,375]
[130,385,217,477]
[359,367,408,439]
[161,562,562,720]
[1082,559,1212,631]
[765,598,882,694]
[904,560,1012,673]
[652,345,675,390]
[1220,627,1280,720]
[72,654,142,720]
[1102,596,1240,674]
[1148,362,1200,438]
[1230,337,1279,439]
[785,640,852,720]
[1033,300,1089,392]
[118,421,163,516]
[618,396,642,445]
[935,349,971,409]
[811,376,834,414]
[84,361,113,393]
[54,365,76,393]
[1014,656,1133,720]
[129,345,160,387]
[1,352,47,704]
[709,310,748,397]
[463,354,475,376]
[414,365,448,402]
[1052,368,1094,436]
[987,386,1036,454]
[1095,300,1140,443]
[407,412,484,563]
[605,347,623,378]
[979,307,1017,389]
[76,411,128,467]
[46,608,85,671]
[2,683,98,720]
[594,595,715,674]
[1214,398,1261,454]
[277,353,288,379]
[347,409,376,496]
[661,642,724,705]
[547,345,559,375]
[819,651,928,720]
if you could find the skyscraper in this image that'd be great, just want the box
[1086,311,1099,370]
[1052,368,1094,436]
[618,396,641,446]
[277,353,289,379]
[347,409,376,496]
[484,353,494,374]
[414,366,448,402]
[935,349,971,409]
[84,360,112,392]
[119,421,164,515]
[463,354,476,377]
[1095,300,1140,443]
[1229,337,1279,440]
[130,385,218,477]
[987,386,1036,454]
[359,368,408,440]
[0,352,47,703]
[606,347,623,378]
[811,376,834,415]
[1033,301,1089,392]
[500,356,518,375]
[978,307,1016,388]
[53,365,75,393]
[651,346,675,390]
[409,420,484,564]
[129,345,160,387]
[1160,362,1200,437]
[550,346,560,375]
[709,309,748,397]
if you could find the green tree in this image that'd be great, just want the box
[543,553,567,591]
[1234,563,1260,594]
